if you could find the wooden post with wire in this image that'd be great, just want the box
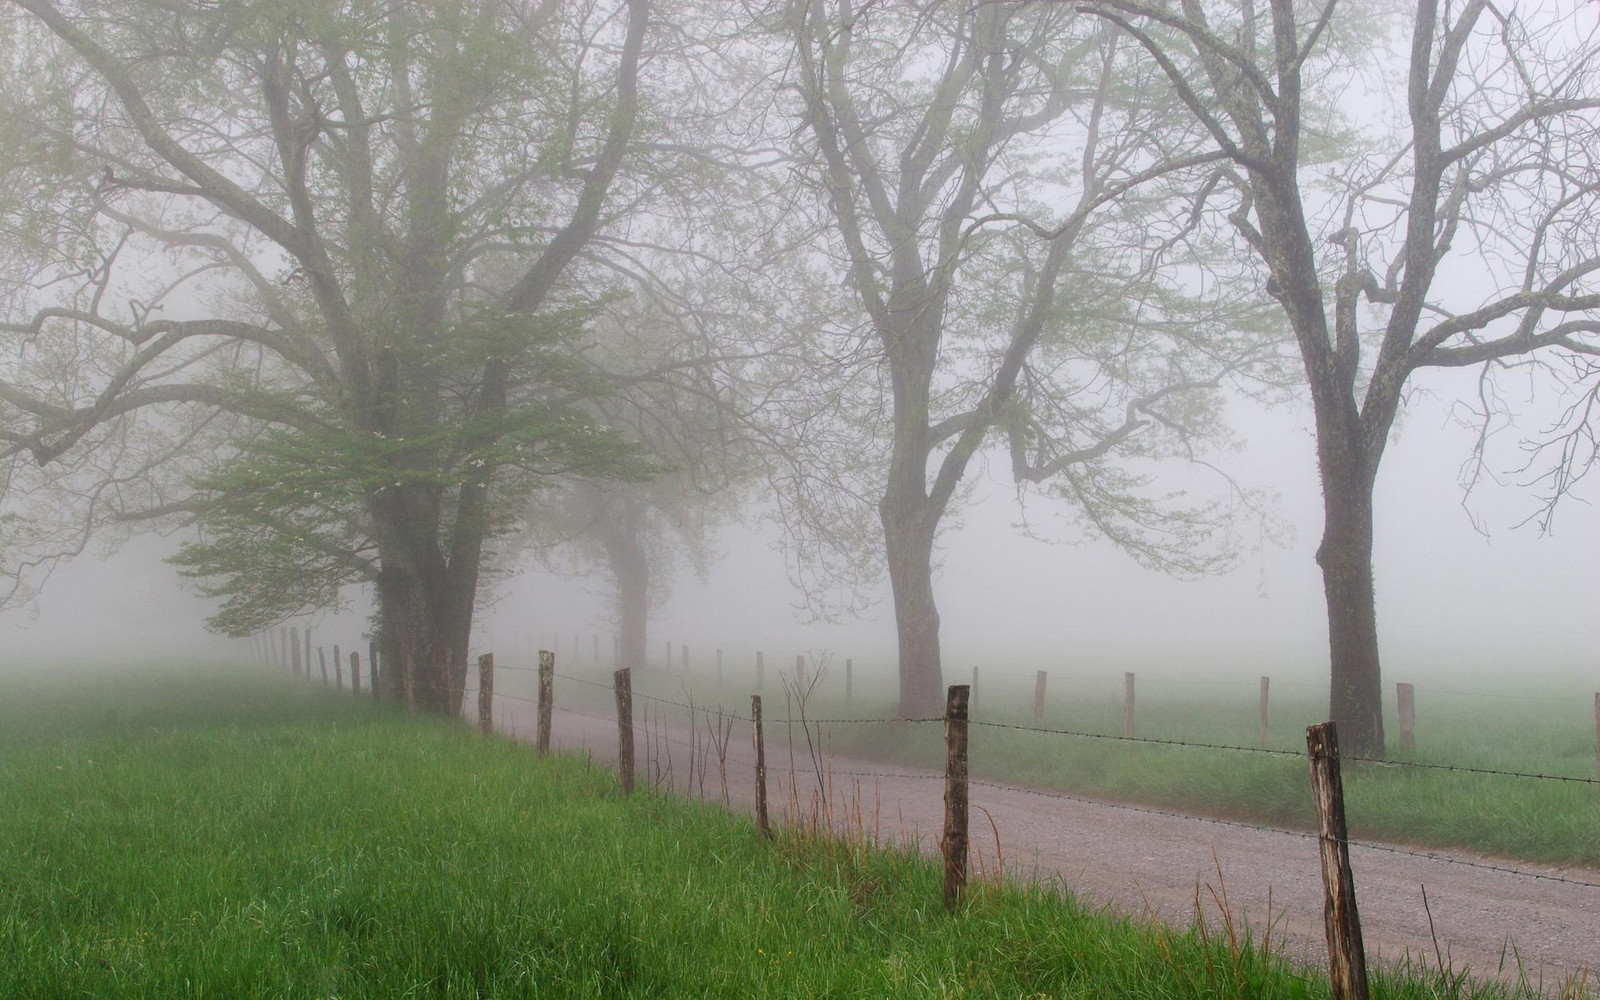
[1397,682,1416,751]
[477,653,494,736]
[349,651,361,696]
[614,667,635,794]
[1307,721,1369,1000]
[752,694,770,838]
[1259,675,1270,747]
[942,684,970,910]
[537,650,554,753]
[1034,670,1048,723]
[317,646,328,684]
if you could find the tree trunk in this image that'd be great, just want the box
[882,497,943,719]
[603,510,650,673]
[1316,458,1385,757]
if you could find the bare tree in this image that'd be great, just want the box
[781,0,1277,716]
[1082,0,1600,753]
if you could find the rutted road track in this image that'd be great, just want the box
[491,693,1599,992]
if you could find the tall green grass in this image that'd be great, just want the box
[602,663,1600,868]
[0,663,1555,998]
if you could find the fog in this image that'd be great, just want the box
[9,370,1592,697]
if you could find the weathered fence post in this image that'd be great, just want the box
[1259,675,1271,747]
[333,644,342,688]
[350,651,361,696]
[756,651,765,690]
[752,693,771,838]
[537,650,554,754]
[368,642,379,698]
[1123,671,1136,738]
[1034,670,1048,723]
[1396,682,1415,751]
[614,667,635,794]
[290,627,302,677]
[846,658,853,703]
[942,684,971,910]
[477,653,494,736]
[317,647,329,685]
[1307,721,1369,1000]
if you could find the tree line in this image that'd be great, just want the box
[1,0,1595,754]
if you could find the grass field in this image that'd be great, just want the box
[0,662,1552,998]
[553,660,1600,869]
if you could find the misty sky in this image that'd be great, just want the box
[8,359,1593,694]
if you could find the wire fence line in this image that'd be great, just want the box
[469,667,1600,899]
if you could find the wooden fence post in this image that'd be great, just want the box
[1307,721,1369,1000]
[1259,675,1270,747]
[846,658,853,703]
[477,653,494,735]
[614,667,635,794]
[350,651,361,696]
[369,642,379,698]
[1123,671,1136,738]
[317,647,329,685]
[1034,670,1048,723]
[537,650,554,754]
[1396,682,1415,751]
[333,644,342,688]
[942,683,971,910]
[756,651,765,690]
[752,694,771,838]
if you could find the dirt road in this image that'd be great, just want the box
[493,692,1599,992]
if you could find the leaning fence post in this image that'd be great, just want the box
[537,650,554,754]
[1307,721,1369,1000]
[614,667,635,794]
[752,693,771,838]
[942,683,971,910]
[1034,670,1048,723]
[1259,675,1271,747]
[317,646,328,685]
[349,651,361,696]
[1123,671,1136,738]
[1396,682,1416,751]
[477,653,494,736]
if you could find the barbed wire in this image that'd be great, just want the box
[508,677,1600,787]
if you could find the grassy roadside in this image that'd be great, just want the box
[601,666,1600,869]
[0,663,1540,998]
